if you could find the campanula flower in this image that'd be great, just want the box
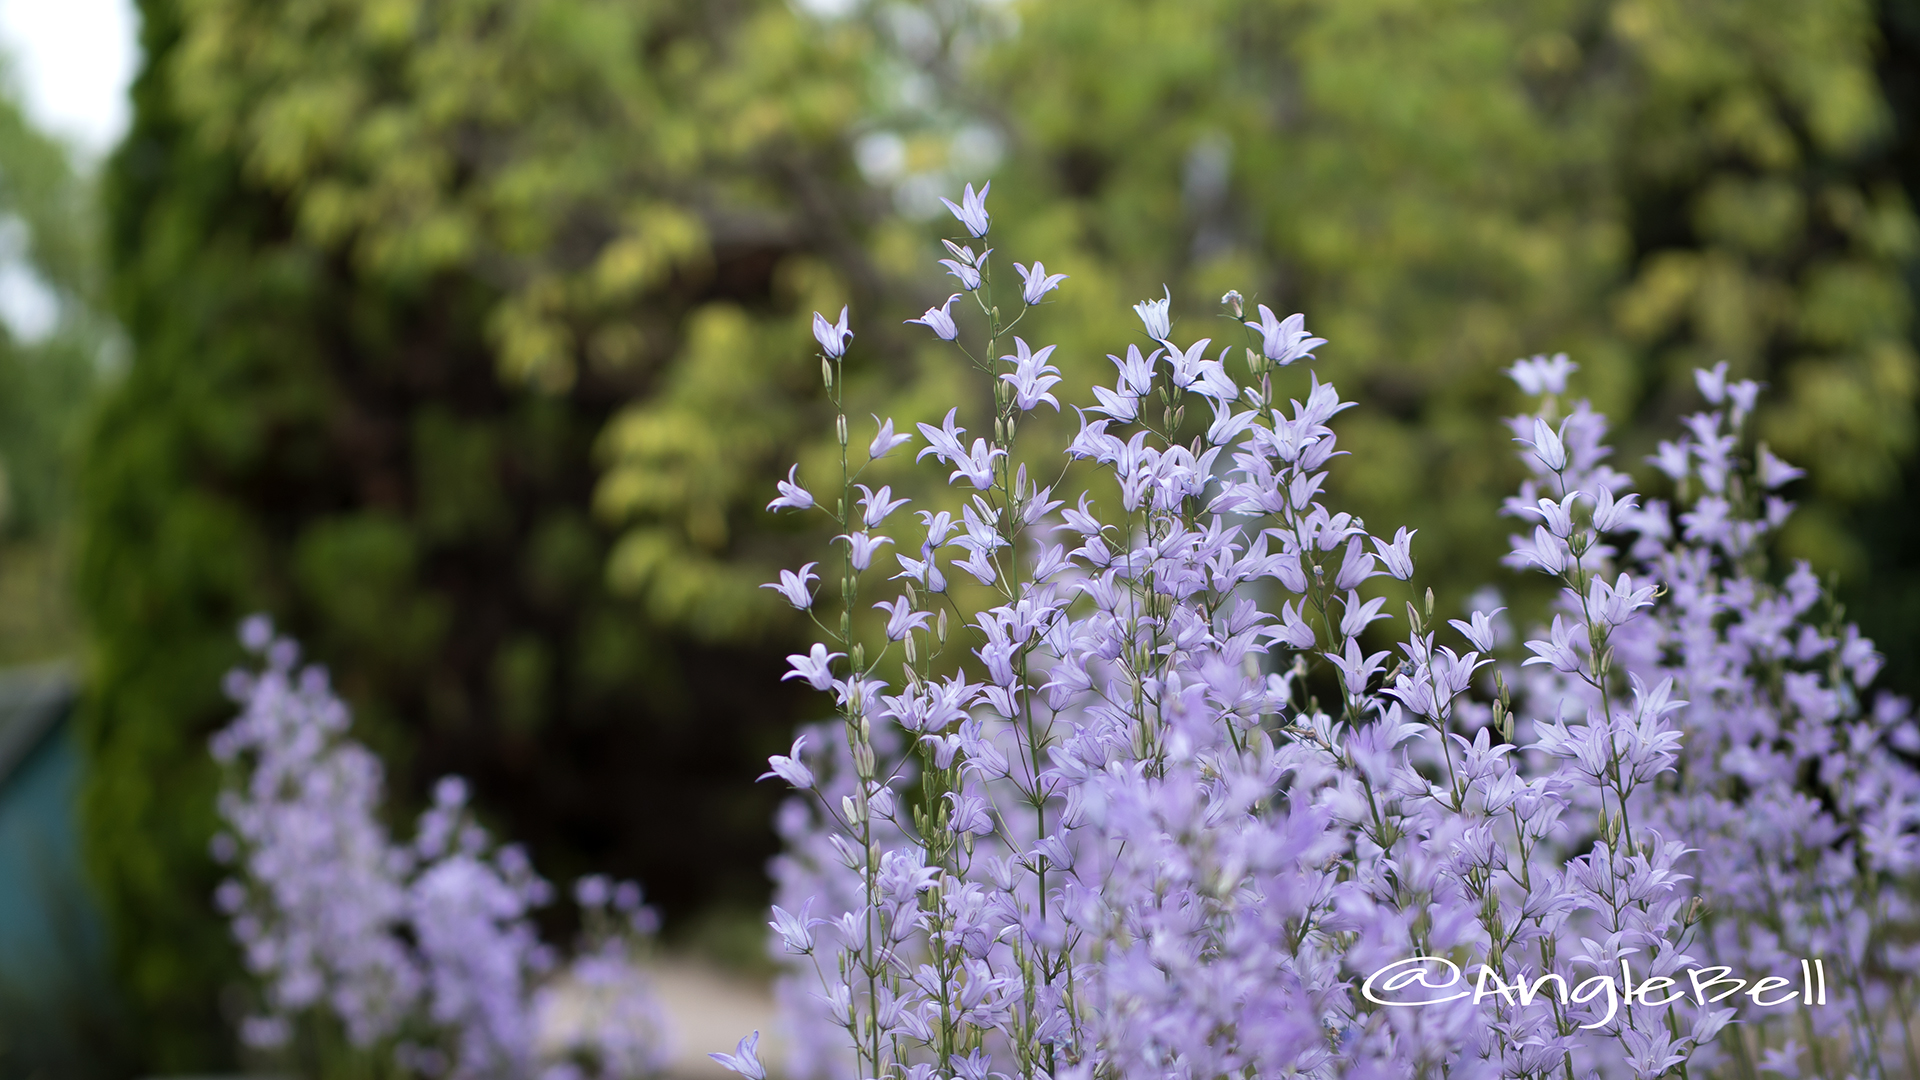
[1134,285,1172,340]
[766,464,814,512]
[906,294,963,339]
[869,416,913,459]
[856,484,910,528]
[940,180,991,237]
[1520,415,1568,472]
[872,596,933,640]
[759,736,814,790]
[782,643,842,691]
[1014,261,1067,305]
[812,306,852,358]
[1000,337,1062,412]
[837,531,894,570]
[1507,352,1577,395]
[939,257,982,291]
[761,562,819,609]
[710,1032,767,1080]
[1243,304,1325,365]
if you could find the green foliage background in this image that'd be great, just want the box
[67,0,1920,1073]
[0,57,112,668]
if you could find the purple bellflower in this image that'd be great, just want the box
[940,181,991,238]
[732,195,1919,1080]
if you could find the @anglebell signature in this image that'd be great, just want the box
[1361,955,1830,1029]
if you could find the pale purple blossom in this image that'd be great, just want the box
[745,212,1919,1080]
[812,306,853,359]
[906,294,962,340]
[768,464,814,512]
[212,623,667,1078]
[762,562,820,609]
[1242,304,1324,365]
[940,182,991,238]
[1013,262,1067,305]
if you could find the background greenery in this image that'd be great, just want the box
[0,0,1906,1074]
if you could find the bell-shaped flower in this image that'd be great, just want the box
[1506,352,1577,396]
[781,643,843,691]
[760,562,819,609]
[766,464,814,512]
[869,416,913,460]
[906,294,962,340]
[1000,337,1062,412]
[759,736,814,791]
[1014,261,1067,305]
[940,181,991,237]
[709,1031,768,1080]
[1134,285,1171,341]
[1519,416,1568,472]
[856,484,910,528]
[1373,527,1416,579]
[1243,304,1324,365]
[873,596,933,640]
[837,532,894,571]
[812,306,852,358]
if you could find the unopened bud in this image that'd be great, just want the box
[850,643,865,669]
[903,633,918,664]
[836,413,849,447]
[822,358,833,390]
[1246,347,1264,376]
[994,418,1006,444]
[843,794,864,824]
[936,608,949,644]
[1424,588,1435,619]
[1172,405,1185,429]
[852,741,875,779]
[1004,415,1016,441]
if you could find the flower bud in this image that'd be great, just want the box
[937,608,949,644]
[822,357,833,390]
[836,413,849,447]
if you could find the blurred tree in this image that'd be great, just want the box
[605,0,1920,656]
[81,0,880,1070]
[765,0,1917,622]
[0,54,113,665]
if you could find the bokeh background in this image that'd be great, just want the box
[0,0,1917,1076]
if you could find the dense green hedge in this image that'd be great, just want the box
[79,0,873,1070]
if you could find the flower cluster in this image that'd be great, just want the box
[738,184,1920,1080]
[211,619,670,1080]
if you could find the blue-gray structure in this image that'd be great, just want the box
[0,665,125,1077]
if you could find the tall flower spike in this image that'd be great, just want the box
[940,181,991,237]
[812,306,853,358]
